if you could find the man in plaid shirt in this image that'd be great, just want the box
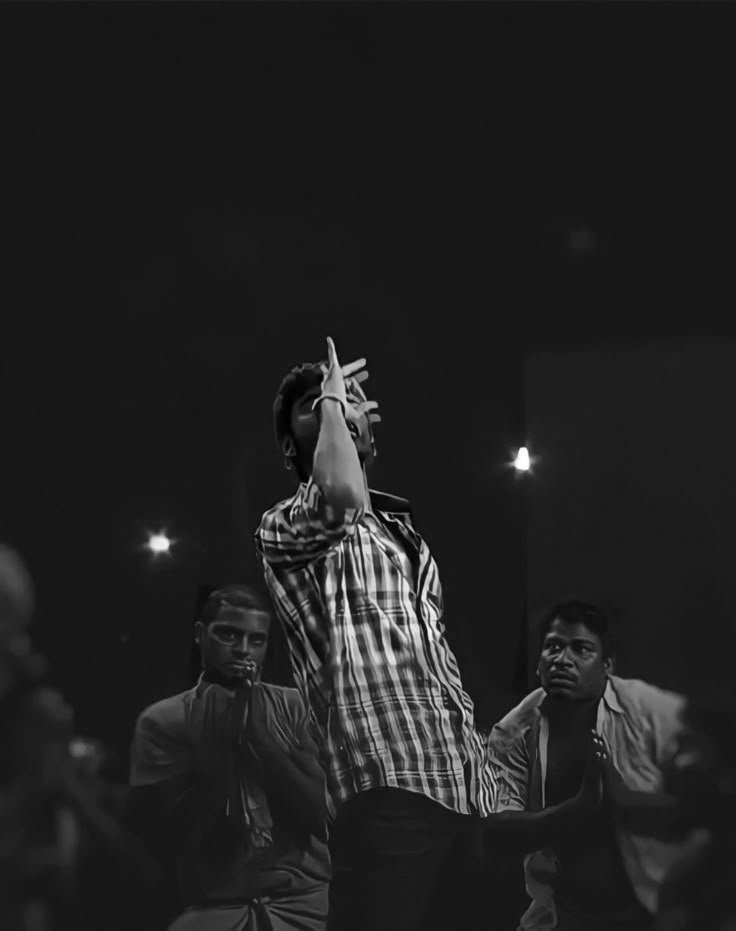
[255,338,495,931]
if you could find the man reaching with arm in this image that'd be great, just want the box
[255,338,494,931]
[484,600,694,931]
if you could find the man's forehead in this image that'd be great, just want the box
[545,618,599,642]
[212,606,270,629]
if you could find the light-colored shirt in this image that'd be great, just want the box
[486,676,689,929]
[255,482,495,816]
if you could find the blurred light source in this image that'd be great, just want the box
[569,226,598,254]
[146,532,172,555]
[513,447,531,472]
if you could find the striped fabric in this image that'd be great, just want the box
[255,481,496,816]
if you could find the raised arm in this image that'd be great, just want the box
[256,340,380,573]
[311,337,378,514]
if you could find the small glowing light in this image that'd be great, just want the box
[513,447,531,472]
[147,532,172,554]
[569,226,598,254]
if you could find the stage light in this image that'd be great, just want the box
[569,226,597,254]
[146,532,172,555]
[513,447,531,472]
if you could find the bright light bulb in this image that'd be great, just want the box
[147,532,172,554]
[513,447,531,472]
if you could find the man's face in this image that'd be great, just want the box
[195,606,270,685]
[537,618,611,702]
[284,382,374,475]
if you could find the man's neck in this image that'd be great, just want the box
[546,695,601,732]
[202,670,245,691]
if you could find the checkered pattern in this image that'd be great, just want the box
[256,482,497,815]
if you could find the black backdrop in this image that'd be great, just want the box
[2,2,735,775]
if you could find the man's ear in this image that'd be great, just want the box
[193,621,204,647]
[281,435,296,458]
[604,655,615,676]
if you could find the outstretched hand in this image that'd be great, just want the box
[320,337,381,425]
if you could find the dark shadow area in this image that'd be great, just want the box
[1,2,735,928]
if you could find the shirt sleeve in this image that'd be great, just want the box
[643,684,687,769]
[255,479,363,570]
[130,707,191,787]
[486,720,530,812]
[248,685,322,763]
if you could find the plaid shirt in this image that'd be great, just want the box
[255,481,495,816]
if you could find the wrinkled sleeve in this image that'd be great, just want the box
[486,721,530,812]
[644,684,687,769]
[255,480,363,570]
[130,708,191,788]
[246,686,331,835]
[252,686,324,766]
[129,702,232,850]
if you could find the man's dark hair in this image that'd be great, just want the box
[538,600,615,660]
[200,583,272,627]
[272,362,324,481]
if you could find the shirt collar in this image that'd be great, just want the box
[369,489,412,514]
[297,483,412,515]
[602,676,624,714]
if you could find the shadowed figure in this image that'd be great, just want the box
[129,584,330,931]
[484,601,696,931]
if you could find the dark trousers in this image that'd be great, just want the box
[326,787,483,931]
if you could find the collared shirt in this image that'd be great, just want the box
[486,676,690,929]
[255,481,495,816]
[130,679,330,906]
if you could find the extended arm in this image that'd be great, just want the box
[484,725,605,854]
[311,337,372,513]
[483,798,592,853]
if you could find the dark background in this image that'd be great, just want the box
[526,337,736,695]
[2,2,735,781]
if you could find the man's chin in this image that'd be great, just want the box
[544,681,580,700]
[212,667,249,688]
